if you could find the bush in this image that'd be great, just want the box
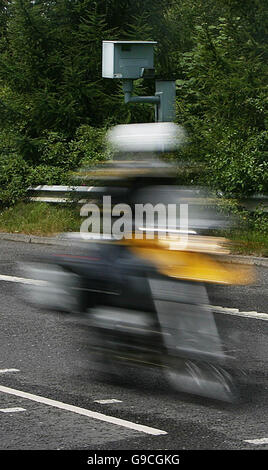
[175,14,267,198]
[0,125,111,206]
[216,196,268,234]
[0,153,30,207]
[70,125,112,166]
[203,129,268,196]
[27,165,72,186]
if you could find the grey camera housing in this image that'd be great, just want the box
[102,41,157,79]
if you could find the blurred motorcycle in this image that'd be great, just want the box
[21,189,253,403]
[20,124,255,402]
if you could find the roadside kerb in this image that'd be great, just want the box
[0,232,267,267]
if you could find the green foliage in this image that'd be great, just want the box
[70,125,111,165]
[174,2,267,196]
[0,201,81,235]
[0,0,162,140]
[0,124,112,204]
[216,196,268,235]
[0,0,118,135]
[0,0,267,207]
[0,153,30,206]
[204,130,268,195]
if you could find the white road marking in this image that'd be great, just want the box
[0,369,20,374]
[0,385,167,436]
[212,305,268,321]
[0,274,46,286]
[94,399,123,404]
[1,273,268,321]
[0,407,26,413]
[244,438,268,445]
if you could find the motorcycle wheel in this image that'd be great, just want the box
[166,359,239,403]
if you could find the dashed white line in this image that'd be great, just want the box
[0,274,46,286]
[0,385,167,436]
[212,305,268,321]
[0,407,26,413]
[94,399,123,404]
[244,438,268,445]
[0,369,20,374]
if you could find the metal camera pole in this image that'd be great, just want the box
[122,79,176,123]
[102,41,176,122]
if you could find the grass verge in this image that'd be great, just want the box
[0,202,267,257]
[0,202,81,236]
[223,230,268,257]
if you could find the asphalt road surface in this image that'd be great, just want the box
[0,239,267,454]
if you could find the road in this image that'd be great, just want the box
[0,239,267,453]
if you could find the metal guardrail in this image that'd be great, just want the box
[27,185,268,211]
[239,195,268,213]
[27,185,126,204]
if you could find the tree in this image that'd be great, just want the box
[172,0,268,195]
[0,0,267,205]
